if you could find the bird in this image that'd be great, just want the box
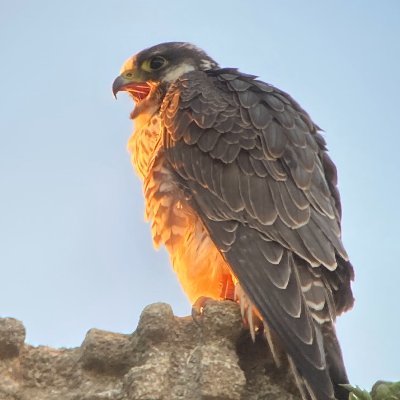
[112,42,355,400]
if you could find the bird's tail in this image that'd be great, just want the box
[323,323,350,400]
[288,322,350,400]
[288,356,317,400]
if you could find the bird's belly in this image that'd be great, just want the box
[143,159,234,304]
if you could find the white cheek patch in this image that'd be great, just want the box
[163,64,195,82]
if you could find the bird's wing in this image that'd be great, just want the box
[161,69,354,399]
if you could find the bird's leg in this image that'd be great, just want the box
[221,275,236,301]
[191,275,236,324]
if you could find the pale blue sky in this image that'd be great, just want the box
[1,0,399,390]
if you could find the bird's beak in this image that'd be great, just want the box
[112,74,152,102]
[112,75,129,98]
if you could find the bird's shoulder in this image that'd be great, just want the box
[161,67,350,269]
[163,67,319,135]
[161,68,331,202]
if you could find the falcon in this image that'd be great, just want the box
[112,42,354,400]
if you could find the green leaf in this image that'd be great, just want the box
[341,384,372,400]
[371,381,400,400]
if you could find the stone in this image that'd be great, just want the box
[80,328,132,375]
[135,302,175,343]
[0,318,25,359]
[0,303,303,400]
[123,356,170,400]
[201,299,244,343]
[199,343,246,400]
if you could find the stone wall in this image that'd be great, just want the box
[0,300,300,400]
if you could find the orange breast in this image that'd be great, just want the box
[129,115,234,304]
[144,156,234,303]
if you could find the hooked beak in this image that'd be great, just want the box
[112,75,151,102]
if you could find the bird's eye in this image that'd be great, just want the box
[148,56,166,70]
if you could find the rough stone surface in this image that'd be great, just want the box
[0,318,25,359]
[0,301,301,400]
[81,329,132,375]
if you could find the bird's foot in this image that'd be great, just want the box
[191,296,214,325]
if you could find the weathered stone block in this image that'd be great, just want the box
[81,328,132,375]
[200,344,246,400]
[136,303,175,343]
[0,302,303,400]
[0,318,25,359]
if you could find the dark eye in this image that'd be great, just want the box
[149,56,166,70]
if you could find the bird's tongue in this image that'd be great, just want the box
[124,82,151,102]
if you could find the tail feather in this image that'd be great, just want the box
[288,355,316,400]
[287,322,349,400]
[322,323,350,400]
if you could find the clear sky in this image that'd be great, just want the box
[1,0,399,390]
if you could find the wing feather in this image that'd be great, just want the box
[249,175,277,224]
[238,173,258,220]
[262,122,288,158]
[220,162,244,212]
[162,69,354,400]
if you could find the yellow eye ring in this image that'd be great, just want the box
[142,56,167,72]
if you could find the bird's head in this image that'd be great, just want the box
[112,42,218,118]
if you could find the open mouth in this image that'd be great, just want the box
[112,76,152,103]
[121,82,152,103]
[112,77,157,119]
